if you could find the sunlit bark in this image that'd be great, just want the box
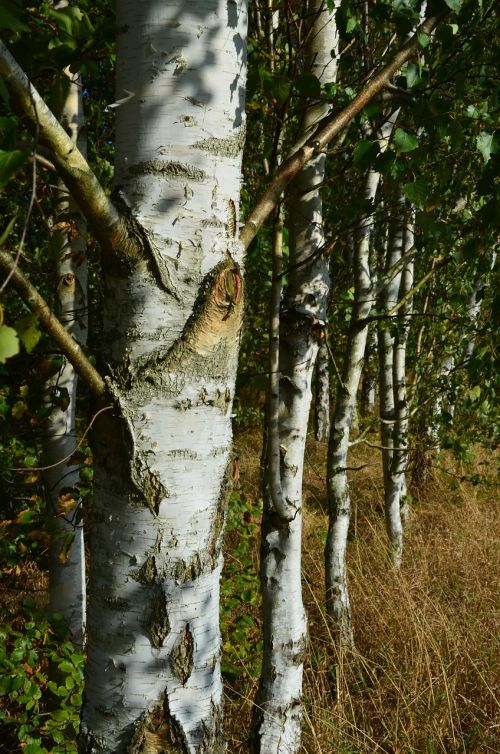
[79,2,248,751]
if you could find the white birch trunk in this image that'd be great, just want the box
[251,3,339,751]
[324,114,398,645]
[43,66,87,646]
[388,216,414,526]
[377,196,405,567]
[314,340,330,441]
[79,3,247,752]
[360,325,376,416]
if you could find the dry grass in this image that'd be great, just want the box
[225,430,500,754]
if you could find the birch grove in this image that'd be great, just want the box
[2,2,495,752]
[252,4,340,750]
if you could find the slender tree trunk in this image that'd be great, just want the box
[314,340,330,441]
[377,194,405,567]
[251,3,339,751]
[389,215,414,525]
[43,66,87,646]
[325,114,398,645]
[79,3,247,751]
[360,325,376,416]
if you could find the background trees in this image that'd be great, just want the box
[0,1,498,753]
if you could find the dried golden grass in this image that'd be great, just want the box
[226,430,500,754]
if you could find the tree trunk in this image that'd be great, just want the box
[389,215,414,525]
[43,66,88,646]
[377,194,405,568]
[325,113,398,645]
[79,2,248,751]
[314,341,330,442]
[360,325,376,416]
[251,3,340,751]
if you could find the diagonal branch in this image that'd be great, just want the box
[240,14,443,249]
[0,249,106,399]
[0,39,131,258]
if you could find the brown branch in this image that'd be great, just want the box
[0,249,106,399]
[240,14,443,249]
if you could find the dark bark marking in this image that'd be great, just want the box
[128,159,206,182]
[170,624,194,686]
[131,555,157,586]
[148,586,170,649]
[127,691,189,754]
[144,469,167,516]
[125,259,244,397]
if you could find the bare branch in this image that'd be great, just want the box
[0,249,106,398]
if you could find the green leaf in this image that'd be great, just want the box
[443,0,463,10]
[47,7,83,37]
[24,740,47,754]
[57,660,74,674]
[16,314,42,354]
[476,132,494,163]
[417,31,430,47]
[0,149,29,189]
[405,63,420,89]
[404,180,428,209]
[0,215,17,246]
[0,325,19,363]
[353,140,380,171]
[394,128,418,153]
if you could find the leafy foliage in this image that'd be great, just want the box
[0,600,83,754]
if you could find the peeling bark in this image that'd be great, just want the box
[79,2,247,751]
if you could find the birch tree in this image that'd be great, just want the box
[252,3,340,750]
[43,63,88,647]
[0,3,446,750]
[325,113,398,645]
[2,0,248,748]
[377,191,406,567]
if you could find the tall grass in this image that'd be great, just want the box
[224,432,499,754]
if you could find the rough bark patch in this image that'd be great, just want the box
[148,586,170,649]
[170,624,194,686]
[127,692,190,754]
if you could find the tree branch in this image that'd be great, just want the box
[0,39,132,258]
[0,249,106,399]
[240,14,443,249]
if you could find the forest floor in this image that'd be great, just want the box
[224,424,499,754]
[0,423,498,754]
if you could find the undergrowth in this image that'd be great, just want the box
[0,424,497,753]
[224,431,499,754]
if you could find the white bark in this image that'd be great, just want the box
[252,3,340,751]
[388,216,414,526]
[314,340,330,441]
[377,194,405,567]
[43,67,87,646]
[80,3,247,752]
[360,325,376,416]
[325,113,398,645]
